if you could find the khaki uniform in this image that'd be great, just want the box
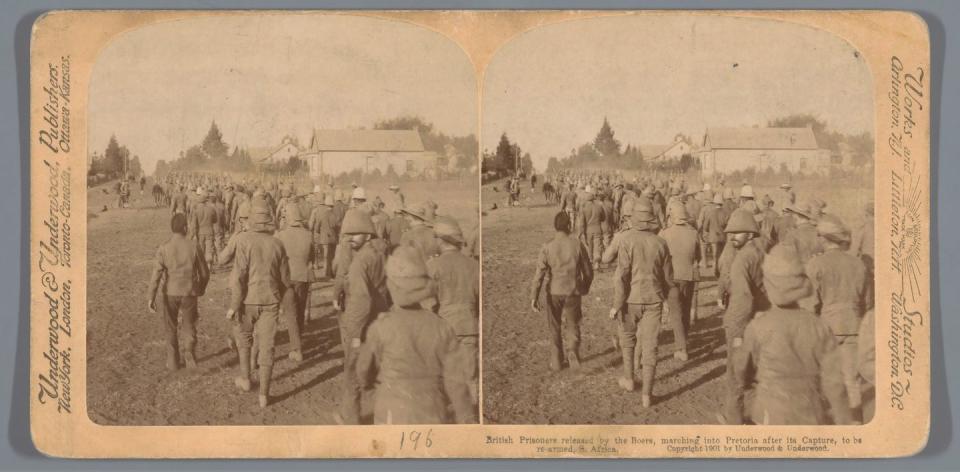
[611,228,672,372]
[578,199,606,264]
[356,307,472,424]
[721,238,768,424]
[660,223,700,353]
[400,224,438,262]
[697,204,726,275]
[190,202,219,264]
[147,234,210,367]
[275,225,315,355]
[531,232,593,370]
[229,231,290,369]
[339,243,389,424]
[805,248,868,409]
[427,249,480,414]
[736,306,852,424]
[782,222,821,263]
[171,191,189,215]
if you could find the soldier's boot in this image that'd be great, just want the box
[618,348,635,391]
[234,347,251,392]
[183,342,197,369]
[548,346,562,372]
[165,345,180,371]
[566,348,581,370]
[258,364,273,408]
[640,364,656,408]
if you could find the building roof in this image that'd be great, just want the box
[704,127,819,150]
[309,129,424,153]
[639,144,670,160]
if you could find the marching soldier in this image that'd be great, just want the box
[334,209,389,424]
[275,202,315,363]
[734,245,853,425]
[146,213,210,370]
[190,191,219,266]
[577,186,606,269]
[309,194,335,274]
[400,203,439,262]
[608,198,671,407]
[805,215,869,420]
[427,216,480,416]
[660,204,700,361]
[718,209,769,424]
[781,202,821,263]
[356,246,473,424]
[227,199,290,408]
[531,211,593,371]
[697,192,726,277]
[171,185,189,215]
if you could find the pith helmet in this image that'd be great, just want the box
[740,185,755,199]
[323,194,335,206]
[712,192,723,205]
[341,208,376,235]
[351,187,367,200]
[724,209,759,234]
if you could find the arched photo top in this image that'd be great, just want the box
[87,13,478,177]
[481,14,874,171]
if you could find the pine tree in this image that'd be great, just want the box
[593,117,622,157]
[495,133,514,172]
[201,121,229,159]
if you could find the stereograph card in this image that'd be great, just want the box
[29,10,930,458]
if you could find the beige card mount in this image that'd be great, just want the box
[29,10,929,458]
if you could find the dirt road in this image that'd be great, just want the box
[86,180,477,425]
[481,186,730,425]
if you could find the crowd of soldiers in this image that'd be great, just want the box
[145,171,480,424]
[530,170,875,425]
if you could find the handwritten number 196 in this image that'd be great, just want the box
[400,429,433,450]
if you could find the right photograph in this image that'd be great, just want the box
[481,15,876,425]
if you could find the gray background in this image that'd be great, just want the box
[5,0,956,470]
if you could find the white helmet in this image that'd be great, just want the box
[352,187,367,200]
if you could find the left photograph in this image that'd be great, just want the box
[86,14,480,425]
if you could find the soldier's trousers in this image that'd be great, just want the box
[160,295,198,357]
[666,280,695,352]
[234,303,279,368]
[282,282,310,353]
[198,233,216,264]
[722,327,746,424]
[618,303,663,367]
[585,231,604,264]
[544,294,582,364]
[322,243,336,278]
[456,335,479,408]
[836,334,862,409]
[338,324,363,424]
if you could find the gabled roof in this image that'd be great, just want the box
[639,140,689,160]
[704,127,819,150]
[639,145,670,160]
[309,129,424,153]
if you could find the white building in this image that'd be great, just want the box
[699,127,831,176]
[302,129,432,178]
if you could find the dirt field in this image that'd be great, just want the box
[86,179,477,425]
[480,178,873,425]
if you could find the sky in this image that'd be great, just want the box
[481,14,875,171]
[89,14,478,174]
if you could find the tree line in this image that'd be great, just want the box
[487,114,874,177]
